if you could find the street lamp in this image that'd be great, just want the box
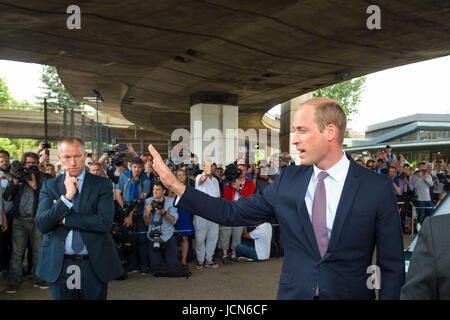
[83,90,104,156]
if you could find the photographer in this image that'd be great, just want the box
[3,152,51,293]
[255,160,275,193]
[411,162,434,227]
[144,181,178,273]
[115,156,150,275]
[433,161,446,204]
[220,159,255,263]
[0,150,13,275]
[394,164,415,233]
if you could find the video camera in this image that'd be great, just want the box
[9,160,38,182]
[437,171,450,191]
[104,145,127,167]
[224,163,242,183]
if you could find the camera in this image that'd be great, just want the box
[9,160,38,182]
[224,163,242,183]
[397,172,405,179]
[149,229,165,249]
[104,146,126,167]
[37,142,51,149]
[151,199,164,210]
[123,199,146,216]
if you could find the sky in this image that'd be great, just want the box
[1,55,450,134]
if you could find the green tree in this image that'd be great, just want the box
[36,65,82,109]
[0,138,39,160]
[313,76,366,122]
[0,77,13,105]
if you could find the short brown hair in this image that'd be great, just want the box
[302,98,347,145]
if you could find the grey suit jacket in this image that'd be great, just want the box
[401,214,450,299]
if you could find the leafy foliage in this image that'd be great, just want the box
[0,77,13,105]
[313,76,366,121]
[36,65,82,109]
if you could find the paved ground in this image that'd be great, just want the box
[0,234,416,300]
[0,257,283,300]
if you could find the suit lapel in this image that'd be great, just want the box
[57,173,66,196]
[324,158,361,261]
[79,171,90,212]
[295,166,321,258]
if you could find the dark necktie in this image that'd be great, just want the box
[312,171,329,258]
[71,187,84,252]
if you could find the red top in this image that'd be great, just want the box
[223,178,255,201]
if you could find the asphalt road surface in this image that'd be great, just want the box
[0,257,283,300]
[0,235,415,300]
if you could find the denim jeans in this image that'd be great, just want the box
[8,218,42,285]
[236,238,260,261]
[416,200,434,225]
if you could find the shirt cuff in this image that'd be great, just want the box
[60,195,73,209]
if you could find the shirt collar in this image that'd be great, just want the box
[76,169,86,181]
[312,152,349,183]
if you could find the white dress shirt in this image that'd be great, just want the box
[60,169,88,255]
[195,173,220,198]
[305,152,350,239]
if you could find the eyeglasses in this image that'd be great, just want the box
[25,161,38,165]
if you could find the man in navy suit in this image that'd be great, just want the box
[35,137,123,300]
[149,98,405,300]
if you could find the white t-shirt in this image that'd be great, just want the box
[250,222,272,260]
[195,173,220,198]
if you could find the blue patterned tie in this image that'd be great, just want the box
[71,188,84,252]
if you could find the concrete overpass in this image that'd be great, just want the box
[0,106,162,140]
[1,1,450,164]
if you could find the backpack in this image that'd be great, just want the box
[152,264,192,279]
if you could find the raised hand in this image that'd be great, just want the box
[64,174,78,201]
[148,144,186,197]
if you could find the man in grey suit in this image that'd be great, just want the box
[401,204,450,299]
[36,137,123,300]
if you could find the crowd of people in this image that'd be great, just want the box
[0,142,291,294]
[1,139,449,296]
[352,145,450,232]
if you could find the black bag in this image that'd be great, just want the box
[152,264,192,279]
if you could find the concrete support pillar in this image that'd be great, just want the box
[189,92,239,167]
[280,92,313,164]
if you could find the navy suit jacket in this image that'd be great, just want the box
[177,155,405,299]
[35,172,123,283]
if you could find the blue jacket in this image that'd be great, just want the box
[177,154,405,299]
[35,172,123,283]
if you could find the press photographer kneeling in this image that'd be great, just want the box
[115,157,150,275]
[144,181,178,273]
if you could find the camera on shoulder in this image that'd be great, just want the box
[224,163,242,183]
